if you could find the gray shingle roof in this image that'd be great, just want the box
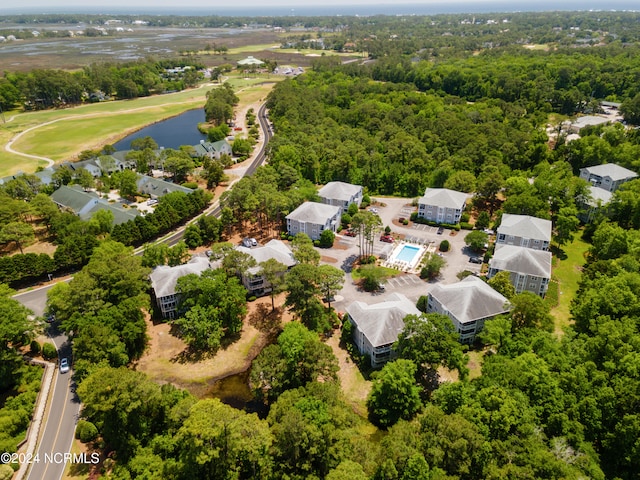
[346,293,421,348]
[137,174,192,197]
[490,245,552,278]
[50,185,98,213]
[419,188,469,209]
[150,256,211,299]
[318,181,362,202]
[237,239,296,275]
[583,163,638,182]
[498,214,552,242]
[286,202,341,224]
[429,276,510,324]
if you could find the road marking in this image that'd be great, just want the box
[36,373,71,480]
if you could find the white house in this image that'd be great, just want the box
[427,276,511,344]
[286,202,342,240]
[488,245,552,297]
[578,185,613,224]
[193,140,233,160]
[149,256,211,319]
[496,214,552,251]
[318,181,363,213]
[579,163,638,193]
[345,293,421,368]
[417,188,469,224]
[235,239,296,295]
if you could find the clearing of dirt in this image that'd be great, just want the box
[135,294,292,398]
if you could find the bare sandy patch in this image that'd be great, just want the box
[325,329,371,416]
[136,294,291,398]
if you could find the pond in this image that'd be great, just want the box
[206,369,268,417]
[112,108,207,151]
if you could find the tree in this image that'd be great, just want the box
[259,258,289,311]
[475,211,491,230]
[116,169,139,199]
[291,233,320,265]
[510,291,553,333]
[487,271,516,300]
[77,367,162,459]
[367,359,423,428]
[176,398,272,480]
[464,230,488,252]
[351,211,383,259]
[167,241,190,266]
[319,228,335,248]
[75,168,95,190]
[395,313,468,392]
[176,268,247,338]
[0,221,34,254]
[183,224,202,248]
[554,206,580,245]
[0,284,34,390]
[316,264,344,310]
[141,243,169,267]
[162,151,194,183]
[620,93,640,125]
[250,323,339,403]
[419,253,446,280]
[359,264,386,291]
[130,136,158,151]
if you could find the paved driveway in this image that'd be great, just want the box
[324,197,484,311]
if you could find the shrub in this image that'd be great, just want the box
[319,229,335,248]
[460,212,471,223]
[75,420,99,443]
[30,340,41,355]
[416,295,429,313]
[402,219,409,226]
[42,343,57,360]
[248,295,257,302]
[384,225,391,235]
[410,212,418,221]
[460,222,474,230]
[313,240,321,247]
[439,240,450,252]
[181,182,198,189]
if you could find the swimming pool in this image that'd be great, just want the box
[387,243,426,271]
[396,245,421,263]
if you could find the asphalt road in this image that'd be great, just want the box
[12,101,273,479]
[13,284,81,480]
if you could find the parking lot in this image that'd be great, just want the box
[327,196,484,309]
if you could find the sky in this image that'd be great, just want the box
[3,0,638,15]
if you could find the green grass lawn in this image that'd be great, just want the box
[0,76,279,176]
[550,233,590,333]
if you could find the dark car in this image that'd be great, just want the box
[45,312,56,323]
[469,257,483,264]
[380,235,394,243]
[437,226,444,235]
[344,229,357,237]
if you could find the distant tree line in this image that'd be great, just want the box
[0,58,204,111]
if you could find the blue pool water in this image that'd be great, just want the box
[396,245,420,263]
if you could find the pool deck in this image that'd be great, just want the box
[382,241,435,273]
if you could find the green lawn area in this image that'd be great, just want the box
[351,265,402,281]
[0,76,279,176]
[550,233,590,333]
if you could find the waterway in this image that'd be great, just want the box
[112,108,207,151]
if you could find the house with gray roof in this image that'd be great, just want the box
[193,140,232,160]
[149,256,211,319]
[137,175,193,199]
[286,202,341,240]
[427,276,511,344]
[345,293,421,368]
[50,185,138,225]
[235,239,297,295]
[578,185,613,223]
[237,56,264,66]
[488,244,552,297]
[579,163,638,193]
[417,188,469,224]
[318,181,363,213]
[496,214,552,251]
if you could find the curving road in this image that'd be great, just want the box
[13,100,273,480]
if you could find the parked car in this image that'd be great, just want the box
[469,257,483,264]
[241,238,253,248]
[437,226,445,235]
[369,207,379,214]
[250,238,258,247]
[59,358,70,374]
[343,229,357,237]
[380,235,394,243]
[45,312,56,323]
[147,199,158,206]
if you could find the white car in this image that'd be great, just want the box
[59,358,70,374]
